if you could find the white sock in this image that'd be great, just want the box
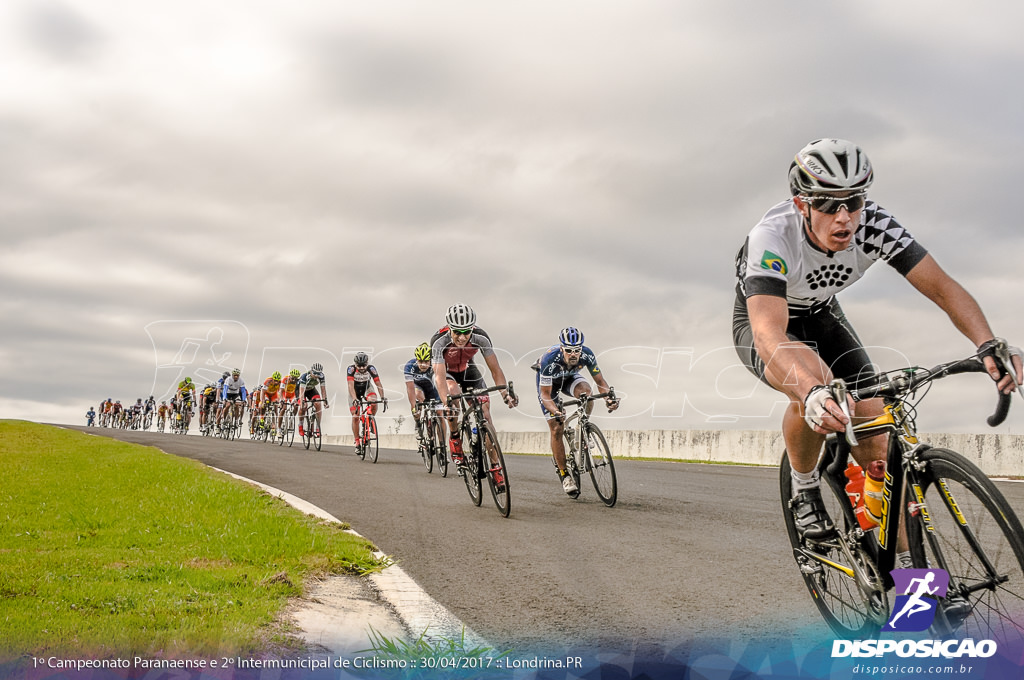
[791,468,820,495]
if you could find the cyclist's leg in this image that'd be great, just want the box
[446,374,465,455]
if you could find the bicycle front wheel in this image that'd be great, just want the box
[421,420,433,473]
[366,416,377,463]
[907,448,1024,646]
[431,419,449,478]
[584,423,617,507]
[482,423,510,517]
[779,452,888,638]
[462,423,483,506]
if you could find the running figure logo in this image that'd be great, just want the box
[883,569,950,632]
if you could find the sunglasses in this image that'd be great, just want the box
[563,347,583,355]
[803,192,866,214]
[452,328,473,335]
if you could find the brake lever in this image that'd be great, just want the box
[829,378,858,447]
[994,341,1024,403]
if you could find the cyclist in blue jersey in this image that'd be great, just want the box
[86,407,96,426]
[405,343,439,446]
[298,363,330,438]
[535,327,619,496]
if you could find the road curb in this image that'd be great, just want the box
[212,468,490,650]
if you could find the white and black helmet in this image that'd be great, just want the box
[445,303,476,331]
[789,139,873,196]
[353,352,369,367]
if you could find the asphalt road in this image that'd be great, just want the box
[66,425,1024,655]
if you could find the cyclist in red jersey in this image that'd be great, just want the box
[430,303,519,461]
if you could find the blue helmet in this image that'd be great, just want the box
[558,327,584,348]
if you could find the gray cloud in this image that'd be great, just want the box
[3,1,1023,436]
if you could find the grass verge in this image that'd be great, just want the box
[0,420,381,659]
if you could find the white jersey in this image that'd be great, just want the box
[736,199,927,311]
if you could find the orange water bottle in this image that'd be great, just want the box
[844,463,877,530]
[863,460,886,526]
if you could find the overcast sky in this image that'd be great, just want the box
[3,0,1023,437]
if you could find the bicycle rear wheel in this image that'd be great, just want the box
[584,423,617,507]
[779,452,888,638]
[907,448,1024,646]
[366,416,377,463]
[482,423,510,517]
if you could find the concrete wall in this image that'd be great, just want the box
[326,429,1024,477]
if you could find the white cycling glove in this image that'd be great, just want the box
[803,385,832,430]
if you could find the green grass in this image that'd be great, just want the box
[0,420,381,659]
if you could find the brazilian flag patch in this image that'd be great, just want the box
[759,250,788,274]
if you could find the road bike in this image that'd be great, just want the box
[173,399,193,435]
[556,388,619,507]
[416,399,449,477]
[779,342,1024,644]
[250,402,274,442]
[143,410,153,431]
[278,399,297,447]
[448,383,516,518]
[355,397,387,462]
[301,396,326,451]
[199,401,217,436]
[157,413,166,433]
[220,397,245,440]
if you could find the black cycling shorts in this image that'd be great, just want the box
[732,291,878,389]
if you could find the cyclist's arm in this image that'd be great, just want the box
[482,352,516,405]
[433,361,451,404]
[747,294,849,432]
[406,380,419,412]
[905,254,1021,392]
[592,371,619,410]
[347,376,357,405]
[539,383,560,417]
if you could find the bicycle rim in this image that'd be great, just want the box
[908,448,1024,647]
[585,424,617,507]
[482,423,510,517]
[779,452,888,637]
[421,421,433,473]
[314,416,322,451]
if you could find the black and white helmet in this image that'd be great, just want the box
[789,139,873,196]
[445,303,476,331]
[311,362,323,373]
[354,352,369,368]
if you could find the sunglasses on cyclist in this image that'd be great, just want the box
[802,192,866,214]
[452,328,473,335]
[562,346,583,356]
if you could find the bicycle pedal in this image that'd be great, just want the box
[798,559,823,575]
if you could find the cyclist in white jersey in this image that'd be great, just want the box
[733,138,1022,552]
